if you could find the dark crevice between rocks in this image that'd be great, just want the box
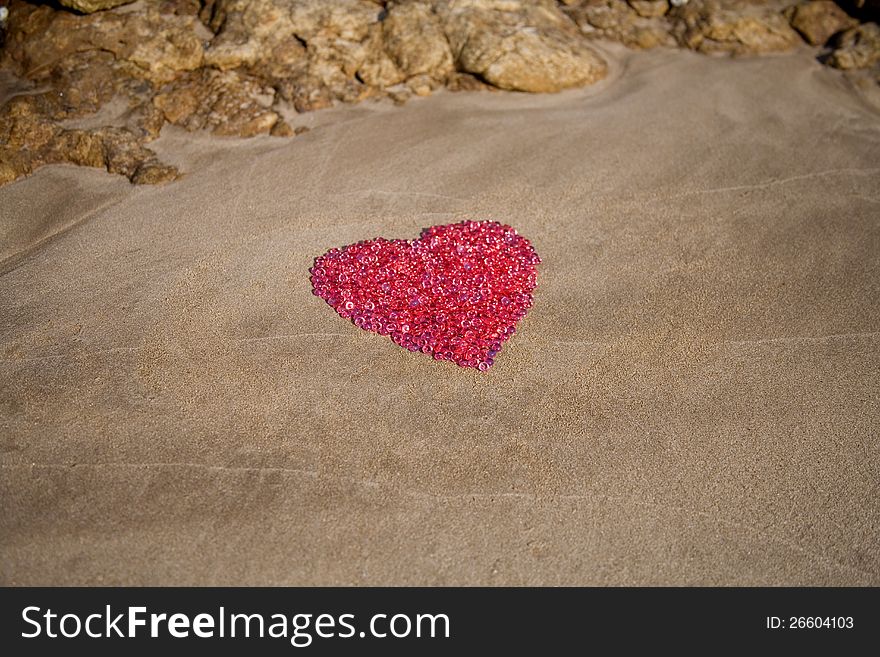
[835,0,880,21]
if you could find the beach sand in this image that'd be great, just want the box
[1,45,878,585]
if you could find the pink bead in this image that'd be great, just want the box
[310,220,539,371]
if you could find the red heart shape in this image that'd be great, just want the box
[310,221,540,370]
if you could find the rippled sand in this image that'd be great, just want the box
[1,46,878,585]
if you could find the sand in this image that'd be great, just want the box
[1,45,878,586]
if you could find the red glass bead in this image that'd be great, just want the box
[310,220,540,370]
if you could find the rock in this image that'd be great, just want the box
[58,0,135,13]
[204,0,452,102]
[269,120,296,137]
[564,0,676,49]
[436,0,607,92]
[5,3,204,85]
[382,2,454,80]
[356,1,455,89]
[445,71,494,91]
[407,74,440,96]
[0,1,194,185]
[0,93,178,185]
[628,0,670,18]
[204,0,377,81]
[100,128,177,181]
[202,0,309,71]
[131,162,180,185]
[829,22,880,68]
[1,0,874,190]
[0,0,602,187]
[358,27,407,88]
[787,1,858,46]
[671,0,803,56]
[0,161,20,187]
[386,84,413,104]
[153,69,281,137]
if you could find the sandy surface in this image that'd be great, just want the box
[1,46,878,585]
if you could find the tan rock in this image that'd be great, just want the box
[1,95,63,153]
[564,0,676,49]
[386,84,413,104]
[207,0,455,104]
[358,2,454,89]
[58,0,135,13]
[203,0,307,71]
[829,22,880,69]
[153,69,280,137]
[383,2,454,79]
[436,0,607,92]
[131,162,180,185]
[116,17,204,84]
[787,1,857,46]
[205,0,382,107]
[45,130,106,168]
[358,25,407,88]
[290,1,380,92]
[671,0,803,56]
[407,73,439,96]
[269,120,296,137]
[0,160,21,187]
[101,128,177,181]
[6,4,204,85]
[628,0,670,18]
[0,93,178,185]
[278,76,336,113]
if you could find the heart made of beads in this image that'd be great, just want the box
[310,221,540,370]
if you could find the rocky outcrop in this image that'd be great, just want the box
[5,3,205,85]
[563,0,814,54]
[201,0,606,96]
[0,2,205,184]
[200,0,455,110]
[0,0,611,186]
[1,0,878,188]
[0,92,177,186]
